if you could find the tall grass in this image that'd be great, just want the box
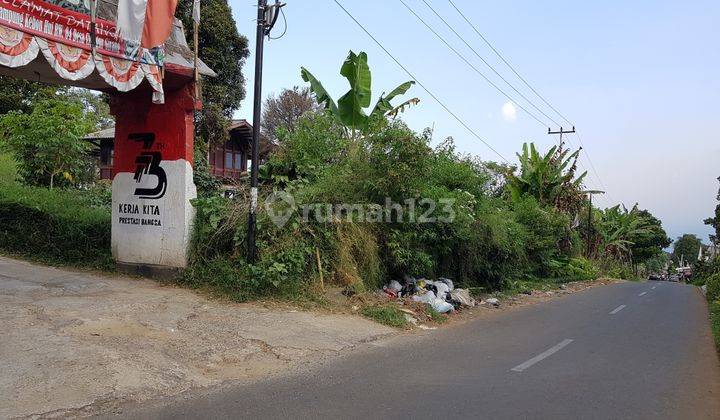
[0,153,112,268]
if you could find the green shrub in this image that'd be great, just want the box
[0,182,112,268]
[709,300,720,352]
[547,257,598,281]
[512,196,571,275]
[706,273,720,302]
[81,180,112,209]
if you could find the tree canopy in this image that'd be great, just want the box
[0,99,92,189]
[176,0,250,144]
[0,77,56,115]
[262,86,321,141]
[704,176,720,244]
[672,234,703,265]
[629,209,672,264]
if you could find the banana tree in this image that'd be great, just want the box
[505,142,588,215]
[301,51,419,135]
[594,204,653,262]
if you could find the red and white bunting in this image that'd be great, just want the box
[0,25,39,68]
[36,38,95,80]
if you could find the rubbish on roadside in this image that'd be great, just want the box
[438,277,454,291]
[449,288,476,307]
[521,290,532,295]
[701,285,707,296]
[430,297,454,313]
[560,284,568,290]
[382,286,397,298]
[377,276,482,323]
[417,324,437,330]
[412,290,436,304]
[434,282,451,300]
[484,297,500,307]
[404,314,419,325]
[398,308,418,315]
[400,277,417,297]
[388,280,403,293]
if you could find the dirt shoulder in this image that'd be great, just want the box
[0,256,621,419]
[0,257,394,419]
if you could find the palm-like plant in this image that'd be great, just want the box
[301,51,419,134]
[594,204,653,262]
[505,142,588,215]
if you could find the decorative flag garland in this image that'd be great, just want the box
[0,23,165,102]
[37,38,95,81]
[0,25,39,68]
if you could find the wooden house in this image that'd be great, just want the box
[85,119,274,182]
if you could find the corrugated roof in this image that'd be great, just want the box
[83,127,115,140]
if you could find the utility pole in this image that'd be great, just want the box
[247,0,285,263]
[586,191,604,258]
[548,126,575,149]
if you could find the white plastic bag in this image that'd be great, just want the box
[430,298,454,313]
[433,282,450,300]
[438,278,454,291]
[412,290,436,304]
[387,280,402,293]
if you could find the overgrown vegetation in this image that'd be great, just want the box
[0,153,112,268]
[360,305,408,328]
[183,51,669,304]
[710,300,720,351]
[691,176,720,351]
[0,50,673,311]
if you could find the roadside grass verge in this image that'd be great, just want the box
[427,307,448,323]
[0,153,113,269]
[492,277,577,298]
[710,300,720,353]
[361,304,408,328]
[0,153,16,185]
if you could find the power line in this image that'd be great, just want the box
[397,0,550,128]
[575,131,617,204]
[420,0,562,128]
[447,0,616,206]
[332,0,509,163]
[448,0,572,126]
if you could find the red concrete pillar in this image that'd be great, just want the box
[109,85,198,273]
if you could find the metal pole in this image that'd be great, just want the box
[548,126,575,149]
[587,193,593,258]
[247,0,267,263]
[193,20,200,99]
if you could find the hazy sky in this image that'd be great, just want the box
[228,0,720,243]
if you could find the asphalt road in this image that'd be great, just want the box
[108,281,720,419]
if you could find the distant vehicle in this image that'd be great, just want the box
[668,274,680,282]
[648,274,661,281]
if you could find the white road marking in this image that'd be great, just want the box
[609,305,626,315]
[511,339,574,372]
[651,286,656,290]
[639,291,647,296]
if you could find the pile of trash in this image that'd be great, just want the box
[381,276,477,314]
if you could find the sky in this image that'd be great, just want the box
[228,0,720,244]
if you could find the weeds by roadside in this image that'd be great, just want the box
[0,154,112,269]
[710,300,720,352]
[361,305,408,328]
